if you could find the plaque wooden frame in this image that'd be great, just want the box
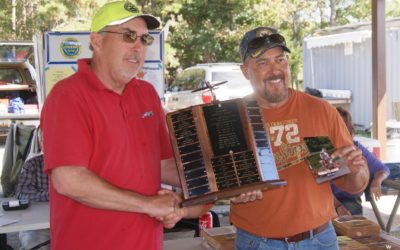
[166,98,286,207]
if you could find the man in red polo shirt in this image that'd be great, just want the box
[41,2,206,249]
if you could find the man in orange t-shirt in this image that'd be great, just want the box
[230,27,369,250]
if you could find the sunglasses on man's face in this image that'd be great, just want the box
[100,30,154,46]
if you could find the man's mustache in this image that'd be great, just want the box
[126,53,141,62]
[266,74,284,81]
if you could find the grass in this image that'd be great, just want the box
[355,130,371,138]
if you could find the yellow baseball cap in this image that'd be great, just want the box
[91,1,160,32]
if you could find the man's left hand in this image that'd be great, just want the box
[154,189,186,228]
[331,145,366,174]
[230,190,263,204]
[331,145,369,194]
[157,207,187,229]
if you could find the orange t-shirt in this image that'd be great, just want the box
[230,89,353,238]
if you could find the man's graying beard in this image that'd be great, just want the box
[263,88,288,103]
[263,73,289,103]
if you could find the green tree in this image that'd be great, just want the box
[1,0,399,89]
[0,1,14,39]
[169,0,250,67]
[337,0,371,24]
[387,0,400,17]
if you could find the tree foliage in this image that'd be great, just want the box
[0,0,399,86]
[169,0,250,67]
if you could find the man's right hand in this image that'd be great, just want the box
[146,189,181,218]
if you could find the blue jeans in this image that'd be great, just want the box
[235,221,338,250]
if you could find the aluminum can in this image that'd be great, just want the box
[199,211,213,231]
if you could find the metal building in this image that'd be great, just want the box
[303,19,400,130]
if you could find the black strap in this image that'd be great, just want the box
[29,240,50,250]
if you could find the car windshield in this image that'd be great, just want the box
[0,68,23,84]
[212,71,248,88]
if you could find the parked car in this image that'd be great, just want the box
[0,61,38,105]
[164,63,253,111]
[0,61,39,141]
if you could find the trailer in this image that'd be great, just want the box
[302,18,400,130]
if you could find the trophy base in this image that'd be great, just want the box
[181,179,287,207]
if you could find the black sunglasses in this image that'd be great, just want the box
[100,30,154,46]
[245,33,286,58]
[249,33,286,49]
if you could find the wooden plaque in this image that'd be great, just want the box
[166,98,286,207]
[333,215,381,238]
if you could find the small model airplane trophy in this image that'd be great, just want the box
[304,136,351,183]
[191,80,228,102]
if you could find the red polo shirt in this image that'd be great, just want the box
[41,59,173,250]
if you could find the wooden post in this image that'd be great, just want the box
[393,102,400,121]
[371,0,387,160]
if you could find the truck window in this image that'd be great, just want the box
[170,68,206,91]
[212,71,248,88]
[0,68,23,84]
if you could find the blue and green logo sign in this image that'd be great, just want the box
[60,38,81,59]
